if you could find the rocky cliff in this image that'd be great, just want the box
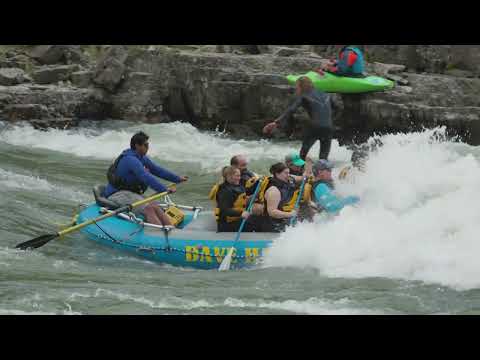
[1,44,480,146]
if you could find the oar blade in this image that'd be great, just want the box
[15,234,58,251]
[218,247,234,272]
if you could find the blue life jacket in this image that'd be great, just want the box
[337,46,365,76]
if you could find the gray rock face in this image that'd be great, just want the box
[216,45,270,55]
[32,65,80,84]
[113,48,480,145]
[273,47,309,57]
[0,84,111,121]
[0,68,31,86]
[2,45,480,147]
[4,104,50,120]
[93,46,129,92]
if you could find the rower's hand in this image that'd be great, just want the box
[241,211,251,220]
[179,176,189,182]
[168,187,177,194]
[263,121,278,135]
[289,210,297,219]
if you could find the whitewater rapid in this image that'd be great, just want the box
[1,121,480,291]
[0,121,351,173]
[264,130,480,290]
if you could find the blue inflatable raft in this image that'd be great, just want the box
[76,188,278,270]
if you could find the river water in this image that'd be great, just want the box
[1,120,480,315]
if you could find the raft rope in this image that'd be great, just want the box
[83,207,259,261]
[93,220,123,245]
[91,228,253,260]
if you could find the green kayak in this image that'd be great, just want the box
[286,71,395,94]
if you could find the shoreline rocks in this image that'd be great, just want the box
[0,45,480,146]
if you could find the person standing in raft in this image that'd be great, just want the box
[320,45,366,78]
[103,131,188,226]
[263,76,334,161]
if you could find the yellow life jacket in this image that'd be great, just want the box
[244,175,260,191]
[209,183,247,223]
[208,184,220,202]
[262,176,312,213]
[257,176,272,203]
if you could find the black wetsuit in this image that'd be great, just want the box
[278,89,333,161]
[216,182,255,233]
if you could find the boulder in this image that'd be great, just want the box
[93,46,129,92]
[32,65,80,84]
[0,93,12,105]
[70,71,92,88]
[29,45,86,65]
[4,104,50,121]
[0,54,32,70]
[29,118,81,131]
[0,84,110,121]
[0,68,31,86]
[215,45,269,55]
[444,69,476,78]
[372,62,406,77]
[273,47,309,57]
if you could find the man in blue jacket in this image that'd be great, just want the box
[103,131,188,226]
[310,160,359,214]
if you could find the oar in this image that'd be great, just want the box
[15,186,176,251]
[289,177,307,227]
[219,179,263,272]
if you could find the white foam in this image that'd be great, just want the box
[0,308,81,315]
[264,128,480,291]
[67,288,380,314]
[223,297,383,315]
[0,168,90,202]
[0,309,56,315]
[0,122,351,173]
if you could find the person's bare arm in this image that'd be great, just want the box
[265,187,296,219]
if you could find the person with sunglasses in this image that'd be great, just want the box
[103,131,188,226]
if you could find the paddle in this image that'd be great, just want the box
[15,185,176,251]
[289,177,307,227]
[219,179,263,272]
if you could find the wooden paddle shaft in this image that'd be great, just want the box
[58,188,174,237]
